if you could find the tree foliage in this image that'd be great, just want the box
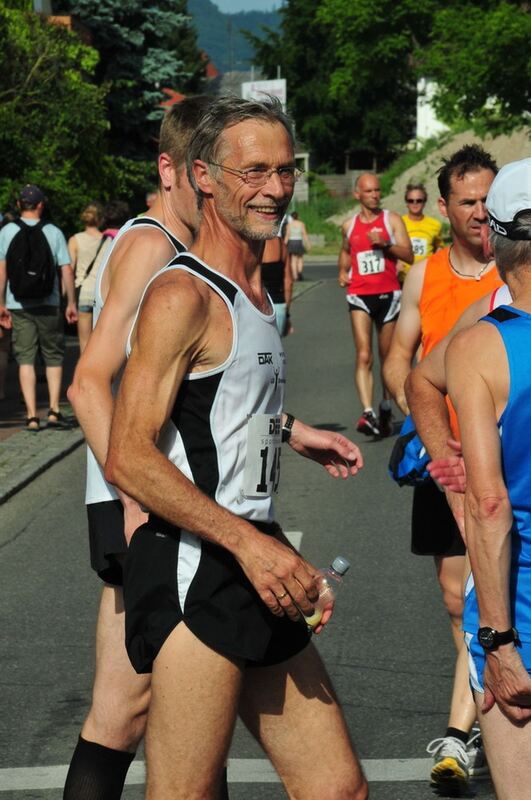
[0,7,110,229]
[419,1,531,134]
[248,0,530,171]
[58,0,205,159]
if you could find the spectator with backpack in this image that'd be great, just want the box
[0,184,77,431]
[68,201,104,354]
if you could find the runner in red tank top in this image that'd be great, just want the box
[339,172,413,436]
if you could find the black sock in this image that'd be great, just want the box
[63,735,135,800]
[219,766,230,799]
[445,727,469,745]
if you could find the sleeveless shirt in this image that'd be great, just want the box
[346,210,399,295]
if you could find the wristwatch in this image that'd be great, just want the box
[281,413,295,443]
[477,626,519,651]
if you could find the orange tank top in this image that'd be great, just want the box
[419,247,502,436]
[419,247,502,358]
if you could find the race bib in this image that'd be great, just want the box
[242,414,282,498]
[356,249,385,276]
[411,237,428,257]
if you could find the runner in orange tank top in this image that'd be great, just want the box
[383,144,500,794]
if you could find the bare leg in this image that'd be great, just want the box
[82,585,150,751]
[77,312,93,355]
[349,311,374,410]
[146,623,243,799]
[377,320,396,402]
[290,255,298,282]
[19,364,37,418]
[240,642,368,800]
[46,365,63,412]
[0,328,9,399]
[475,691,531,799]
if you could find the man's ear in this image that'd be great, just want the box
[158,152,175,191]
[193,160,214,196]
[437,195,449,220]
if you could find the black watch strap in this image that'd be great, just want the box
[281,413,295,443]
[478,626,519,651]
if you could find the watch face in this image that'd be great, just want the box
[478,627,496,649]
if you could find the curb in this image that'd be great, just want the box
[0,427,85,505]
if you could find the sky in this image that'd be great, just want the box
[213,0,281,12]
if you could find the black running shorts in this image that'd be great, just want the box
[123,516,312,674]
[87,500,127,586]
[347,291,401,328]
[411,479,465,557]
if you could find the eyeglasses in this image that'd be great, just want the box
[207,162,303,187]
[406,198,425,205]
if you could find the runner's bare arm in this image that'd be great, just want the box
[68,228,176,468]
[382,259,426,413]
[105,274,321,623]
[409,291,494,483]
[387,212,414,264]
[447,326,531,722]
[338,223,350,287]
[0,260,12,328]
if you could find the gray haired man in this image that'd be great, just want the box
[105,97,367,800]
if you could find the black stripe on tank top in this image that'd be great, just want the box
[170,374,223,498]
[129,217,186,252]
[487,306,519,323]
[171,253,238,305]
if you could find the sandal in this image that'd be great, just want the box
[26,416,40,432]
[47,408,71,429]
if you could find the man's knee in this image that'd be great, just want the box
[355,347,373,370]
[85,683,150,751]
[440,582,464,621]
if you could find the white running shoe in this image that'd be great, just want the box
[427,736,469,792]
[467,730,490,779]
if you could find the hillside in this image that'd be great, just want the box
[188,0,280,74]
[329,127,530,227]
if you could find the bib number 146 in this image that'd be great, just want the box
[242,414,282,497]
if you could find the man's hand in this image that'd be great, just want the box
[0,305,12,330]
[64,302,78,325]
[288,419,363,478]
[234,527,321,624]
[428,439,466,493]
[483,645,531,724]
[338,269,349,288]
[117,488,149,545]
[367,227,386,248]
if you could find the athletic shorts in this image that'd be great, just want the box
[287,240,304,256]
[411,479,465,557]
[346,291,401,328]
[87,499,127,586]
[10,307,64,366]
[124,516,312,674]
[465,631,531,693]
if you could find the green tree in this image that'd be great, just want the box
[58,0,205,159]
[419,1,531,133]
[245,0,363,172]
[0,7,110,229]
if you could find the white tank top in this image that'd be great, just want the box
[85,217,186,505]
[125,252,285,522]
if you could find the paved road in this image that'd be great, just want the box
[0,266,496,799]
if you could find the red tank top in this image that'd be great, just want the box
[346,210,400,295]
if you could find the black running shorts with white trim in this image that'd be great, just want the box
[346,290,401,328]
[87,500,127,586]
[411,479,465,557]
[123,516,312,674]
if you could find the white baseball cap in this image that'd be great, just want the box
[486,157,531,241]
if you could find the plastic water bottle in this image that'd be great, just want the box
[303,556,350,629]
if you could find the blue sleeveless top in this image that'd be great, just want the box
[463,305,531,640]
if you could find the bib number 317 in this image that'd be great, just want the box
[242,414,282,497]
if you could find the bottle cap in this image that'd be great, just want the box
[331,556,350,575]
